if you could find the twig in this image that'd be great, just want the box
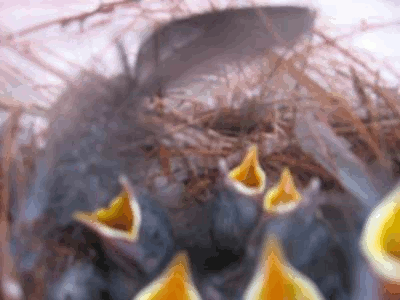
[334,19,400,41]
[314,30,380,79]
[5,1,138,40]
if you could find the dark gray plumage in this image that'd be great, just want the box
[211,187,260,253]
[105,5,316,120]
[11,72,173,299]
[134,6,315,93]
[46,261,111,300]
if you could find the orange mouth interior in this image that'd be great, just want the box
[264,168,302,213]
[72,190,140,240]
[133,251,202,300]
[95,192,133,232]
[244,236,324,300]
[229,145,266,193]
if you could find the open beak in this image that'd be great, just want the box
[263,167,302,214]
[72,175,142,242]
[360,184,400,294]
[133,251,202,300]
[228,144,266,196]
[243,234,324,300]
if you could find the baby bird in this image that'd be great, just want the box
[233,166,363,300]
[195,145,263,300]
[211,145,264,253]
[11,71,170,299]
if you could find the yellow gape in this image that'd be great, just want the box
[72,189,142,242]
[243,235,324,300]
[133,251,202,300]
[360,184,400,288]
[228,144,266,196]
[96,192,133,231]
[263,167,302,214]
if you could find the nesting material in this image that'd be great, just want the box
[72,175,142,242]
[133,251,202,300]
[228,144,266,196]
[263,167,302,214]
[243,234,324,300]
[360,184,400,294]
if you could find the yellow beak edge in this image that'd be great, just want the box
[360,184,400,284]
[72,176,142,242]
[263,167,302,214]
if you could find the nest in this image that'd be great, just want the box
[1,1,400,299]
